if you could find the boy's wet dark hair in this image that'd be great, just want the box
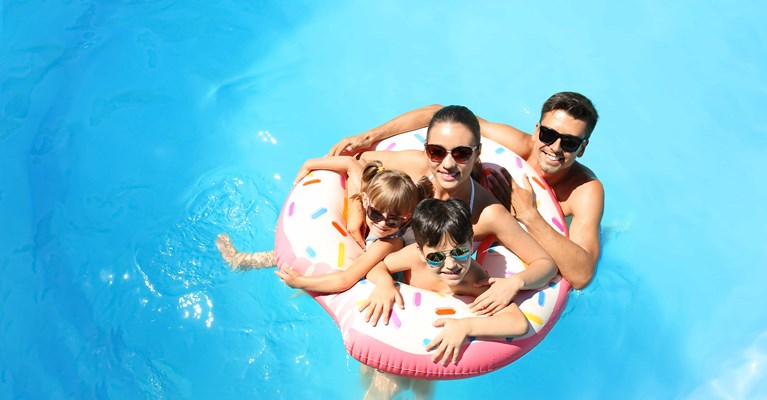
[411,198,473,248]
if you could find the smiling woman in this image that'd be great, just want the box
[273,129,571,379]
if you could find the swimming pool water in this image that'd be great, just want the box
[2,1,767,398]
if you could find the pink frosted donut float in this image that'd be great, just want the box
[274,128,571,379]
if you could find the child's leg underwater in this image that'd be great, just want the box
[215,233,276,271]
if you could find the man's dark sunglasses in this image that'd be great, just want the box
[538,125,587,152]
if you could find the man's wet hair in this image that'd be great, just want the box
[542,92,599,137]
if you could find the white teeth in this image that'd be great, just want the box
[544,151,560,162]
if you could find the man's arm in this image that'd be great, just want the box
[475,117,532,157]
[329,105,443,156]
[512,177,604,289]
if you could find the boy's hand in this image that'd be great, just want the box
[469,276,523,316]
[358,283,404,327]
[426,318,470,366]
[274,265,304,289]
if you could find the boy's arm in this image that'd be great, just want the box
[275,239,403,293]
[329,105,442,156]
[426,304,528,366]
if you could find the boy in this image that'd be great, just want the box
[360,198,530,366]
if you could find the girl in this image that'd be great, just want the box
[216,157,432,293]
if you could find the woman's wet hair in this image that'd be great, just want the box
[358,161,433,216]
[426,105,481,145]
[541,92,599,138]
[411,198,473,248]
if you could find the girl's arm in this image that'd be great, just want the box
[294,156,364,193]
[275,238,403,293]
[426,303,529,366]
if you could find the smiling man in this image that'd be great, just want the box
[330,92,603,290]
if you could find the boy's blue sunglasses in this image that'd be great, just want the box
[425,246,472,268]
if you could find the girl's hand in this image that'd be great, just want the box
[358,283,404,327]
[293,163,313,185]
[274,264,304,289]
[346,197,367,249]
[425,318,470,366]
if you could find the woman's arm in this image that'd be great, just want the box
[328,105,443,156]
[469,204,557,315]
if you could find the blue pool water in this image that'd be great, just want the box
[2,1,767,398]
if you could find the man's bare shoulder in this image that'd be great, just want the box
[561,162,604,219]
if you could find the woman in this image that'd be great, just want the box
[355,105,558,323]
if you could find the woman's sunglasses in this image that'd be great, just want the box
[424,246,472,268]
[538,125,587,153]
[424,144,479,164]
[366,205,409,229]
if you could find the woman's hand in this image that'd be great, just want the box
[328,133,373,156]
[469,276,523,316]
[358,283,404,327]
[425,318,470,366]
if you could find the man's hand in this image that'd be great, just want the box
[484,168,513,211]
[469,276,523,315]
[510,174,538,223]
[358,283,404,327]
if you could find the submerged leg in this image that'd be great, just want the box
[410,378,434,400]
[361,365,410,400]
[215,233,276,271]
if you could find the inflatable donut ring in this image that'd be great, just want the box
[274,128,571,379]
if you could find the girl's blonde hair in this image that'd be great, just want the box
[356,160,432,216]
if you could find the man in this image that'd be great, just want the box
[329,92,602,289]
